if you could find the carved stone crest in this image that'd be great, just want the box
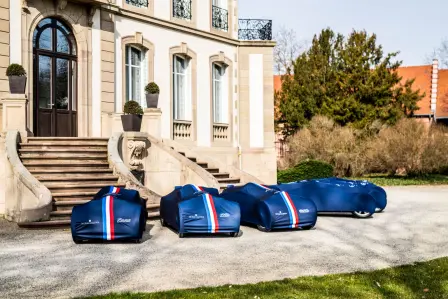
[127,140,146,171]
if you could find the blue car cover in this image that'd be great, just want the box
[94,186,148,231]
[160,185,240,236]
[270,180,377,215]
[221,183,317,231]
[316,178,387,211]
[71,187,145,243]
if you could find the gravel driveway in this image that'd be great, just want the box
[1,186,448,299]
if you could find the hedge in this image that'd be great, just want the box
[277,160,334,183]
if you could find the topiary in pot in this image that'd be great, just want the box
[121,100,144,132]
[145,82,160,108]
[6,64,27,94]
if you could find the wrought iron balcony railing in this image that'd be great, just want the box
[238,19,273,41]
[212,5,228,31]
[173,0,192,20]
[126,0,149,8]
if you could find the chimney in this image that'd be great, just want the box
[431,59,439,114]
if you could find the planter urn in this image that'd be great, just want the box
[146,93,159,108]
[121,114,143,132]
[8,76,27,94]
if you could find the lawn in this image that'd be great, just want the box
[351,174,448,187]
[84,257,448,299]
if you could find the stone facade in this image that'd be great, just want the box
[0,0,277,215]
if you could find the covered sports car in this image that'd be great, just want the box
[269,179,377,218]
[71,186,146,243]
[220,183,317,232]
[315,178,387,212]
[160,184,241,238]
[94,186,148,231]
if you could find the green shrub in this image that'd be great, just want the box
[6,64,26,77]
[145,82,160,94]
[123,100,143,115]
[277,160,334,183]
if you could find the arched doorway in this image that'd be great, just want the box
[33,18,77,137]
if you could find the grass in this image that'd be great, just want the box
[350,174,448,187]
[83,257,448,299]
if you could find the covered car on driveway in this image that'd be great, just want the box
[160,185,241,238]
[71,186,146,243]
[270,179,378,218]
[220,183,317,232]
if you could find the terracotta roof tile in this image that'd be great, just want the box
[396,65,432,115]
[437,70,448,118]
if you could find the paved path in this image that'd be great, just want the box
[1,186,448,299]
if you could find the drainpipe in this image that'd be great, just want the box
[236,45,242,170]
[431,59,439,123]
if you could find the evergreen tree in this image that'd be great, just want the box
[277,28,424,137]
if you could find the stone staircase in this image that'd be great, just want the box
[18,137,159,228]
[176,150,243,190]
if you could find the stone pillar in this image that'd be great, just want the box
[122,132,150,185]
[1,94,29,137]
[142,108,162,139]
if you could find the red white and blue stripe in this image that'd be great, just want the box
[192,185,205,192]
[253,183,272,191]
[279,191,299,228]
[202,193,219,233]
[102,186,120,240]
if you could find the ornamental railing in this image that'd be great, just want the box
[173,0,192,20]
[238,19,273,41]
[173,120,192,140]
[126,0,149,8]
[212,5,228,31]
[213,123,229,141]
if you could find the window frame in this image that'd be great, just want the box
[212,62,227,124]
[173,54,191,121]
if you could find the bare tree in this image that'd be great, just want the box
[274,27,307,75]
[426,38,448,69]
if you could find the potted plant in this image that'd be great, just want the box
[6,64,27,94]
[145,82,160,108]
[121,100,144,132]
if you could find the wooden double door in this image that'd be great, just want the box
[33,17,77,137]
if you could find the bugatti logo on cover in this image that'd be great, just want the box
[275,211,287,216]
[117,218,131,223]
[189,214,204,219]
[299,209,310,213]
[81,219,99,225]
[219,213,230,218]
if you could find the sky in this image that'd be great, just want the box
[238,0,448,66]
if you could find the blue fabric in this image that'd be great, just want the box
[269,179,378,214]
[71,192,145,242]
[160,185,240,234]
[316,178,387,211]
[220,183,317,230]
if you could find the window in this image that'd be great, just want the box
[125,46,147,107]
[212,0,228,31]
[212,63,228,123]
[126,0,149,8]
[173,55,192,121]
[173,0,192,20]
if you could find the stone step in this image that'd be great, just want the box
[188,157,197,162]
[46,183,124,194]
[217,178,241,184]
[19,153,108,159]
[204,168,220,173]
[53,191,101,201]
[212,173,230,178]
[28,167,113,173]
[19,148,108,153]
[197,162,208,168]
[22,160,110,166]
[20,144,107,151]
[26,138,108,145]
[54,200,90,211]
[38,174,118,182]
